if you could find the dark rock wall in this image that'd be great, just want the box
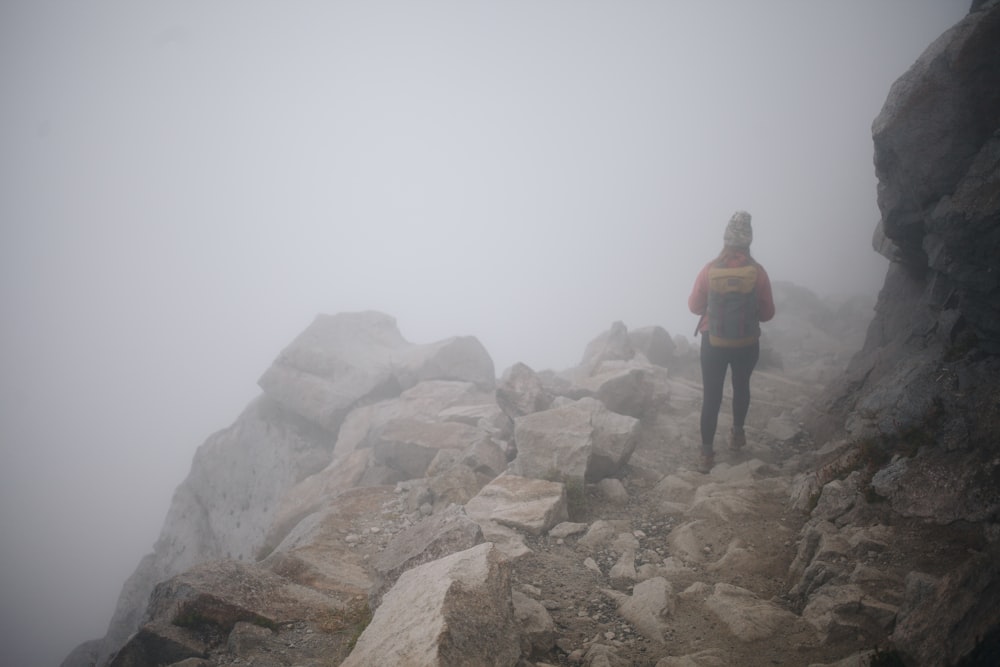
[871,4,1000,350]
[816,3,1000,448]
[812,7,1000,661]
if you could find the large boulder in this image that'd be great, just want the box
[93,395,337,666]
[568,359,671,419]
[509,397,640,484]
[258,312,496,433]
[341,543,521,666]
[108,560,364,667]
[465,473,569,537]
[261,486,396,598]
[495,362,554,419]
[892,547,1000,667]
[808,6,1000,537]
[257,311,412,432]
[628,325,676,368]
[872,6,1000,281]
[371,504,484,607]
[576,320,635,378]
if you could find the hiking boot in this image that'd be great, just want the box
[729,427,746,451]
[699,453,715,474]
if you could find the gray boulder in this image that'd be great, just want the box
[892,547,1000,667]
[496,362,554,419]
[465,473,569,537]
[371,504,484,607]
[510,397,639,485]
[342,543,521,667]
[259,311,495,433]
[628,325,676,367]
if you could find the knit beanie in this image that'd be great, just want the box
[724,210,753,248]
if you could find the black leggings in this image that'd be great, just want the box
[700,336,760,455]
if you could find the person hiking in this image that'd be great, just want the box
[688,210,775,474]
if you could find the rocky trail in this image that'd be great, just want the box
[504,364,859,667]
[498,363,980,667]
[82,305,995,667]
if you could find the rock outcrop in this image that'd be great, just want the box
[802,3,1000,664]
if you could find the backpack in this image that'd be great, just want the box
[706,260,760,347]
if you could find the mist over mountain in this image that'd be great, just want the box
[62,3,1000,661]
[0,3,982,667]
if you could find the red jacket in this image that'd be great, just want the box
[688,252,775,336]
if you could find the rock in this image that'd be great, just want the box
[869,450,1000,524]
[371,504,484,607]
[327,380,502,485]
[704,583,805,642]
[425,461,487,509]
[805,651,877,667]
[608,550,637,588]
[257,311,409,431]
[569,363,653,419]
[496,362,554,419]
[604,577,675,643]
[509,400,594,484]
[342,543,521,667]
[107,621,206,667]
[655,649,728,666]
[666,520,717,565]
[628,325,676,367]
[588,404,642,478]
[370,418,489,479]
[457,435,509,477]
[584,642,632,667]
[512,589,556,657]
[873,6,1000,272]
[597,478,629,505]
[112,560,360,667]
[688,481,763,523]
[801,583,898,644]
[577,520,631,549]
[706,539,767,576]
[765,415,801,442]
[407,335,497,391]
[811,472,860,523]
[577,320,635,378]
[226,621,274,656]
[892,547,1000,666]
[262,486,393,599]
[465,473,569,536]
[788,472,820,512]
[260,448,372,557]
[549,521,589,539]
[94,394,342,664]
[259,314,495,433]
[510,397,639,484]
[653,474,696,504]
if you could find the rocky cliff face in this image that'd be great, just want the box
[815,1,1000,533]
[64,4,1000,666]
[808,2,1000,664]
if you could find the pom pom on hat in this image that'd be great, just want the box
[724,210,753,247]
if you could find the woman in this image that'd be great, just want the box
[688,210,775,473]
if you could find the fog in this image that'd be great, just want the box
[0,2,969,665]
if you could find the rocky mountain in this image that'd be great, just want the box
[64,3,999,666]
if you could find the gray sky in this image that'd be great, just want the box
[0,2,968,665]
